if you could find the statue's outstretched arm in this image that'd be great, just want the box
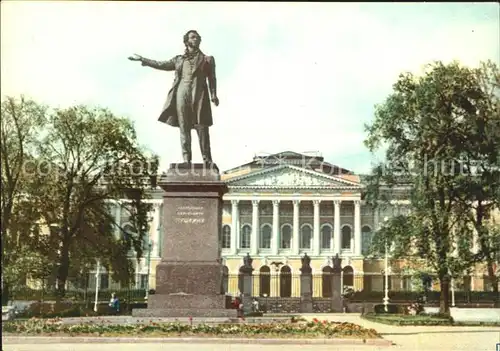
[141,56,178,71]
[129,54,178,71]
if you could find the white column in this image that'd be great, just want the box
[135,260,140,289]
[354,200,361,256]
[292,200,300,255]
[334,200,341,255]
[313,200,321,255]
[251,200,259,255]
[231,200,239,255]
[272,200,280,255]
[472,231,478,254]
[114,202,121,239]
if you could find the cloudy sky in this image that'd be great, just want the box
[2,2,499,174]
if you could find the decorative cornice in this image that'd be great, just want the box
[228,185,361,190]
[225,164,362,187]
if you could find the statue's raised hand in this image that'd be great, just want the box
[128,54,142,61]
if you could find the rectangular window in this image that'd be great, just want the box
[100,274,109,290]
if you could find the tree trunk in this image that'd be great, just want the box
[439,275,451,316]
[56,241,71,299]
[2,281,10,305]
[486,259,499,307]
[41,279,45,318]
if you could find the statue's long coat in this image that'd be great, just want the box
[141,52,217,128]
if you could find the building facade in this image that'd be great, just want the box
[90,151,495,295]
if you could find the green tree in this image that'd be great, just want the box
[365,60,499,314]
[28,104,159,296]
[450,61,500,302]
[1,96,47,303]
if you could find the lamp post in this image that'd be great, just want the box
[382,216,390,312]
[145,239,152,301]
[451,277,455,307]
[272,263,283,312]
[270,262,282,299]
[94,259,101,312]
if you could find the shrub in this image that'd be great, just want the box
[373,304,401,314]
[362,313,454,326]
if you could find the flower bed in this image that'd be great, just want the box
[2,317,381,339]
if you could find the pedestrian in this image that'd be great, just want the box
[108,293,120,315]
[251,298,259,312]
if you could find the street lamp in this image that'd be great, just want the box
[448,268,456,307]
[145,239,152,301]
[382,216,390,312]
[94,259,101,312]
[451,276,455,307]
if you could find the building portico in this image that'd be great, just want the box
[222,197,364,258]
[217,151,377,291]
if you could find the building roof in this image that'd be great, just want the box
[222,150,356,179]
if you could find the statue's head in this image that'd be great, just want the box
[183,30,201,50]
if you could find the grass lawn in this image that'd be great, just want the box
[362,313,500,326]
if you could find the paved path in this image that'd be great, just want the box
[299,314,500,350]
[3,314,500,351]
[3,343,383,351]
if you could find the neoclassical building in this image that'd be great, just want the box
[219,151,408,297]
[89,151,494,296]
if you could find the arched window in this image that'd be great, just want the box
[221,225,231,249]
[321,225,332,249]
[123,223,136,240]
[280,224,292,249]
[240,224,251,248]
[343,266,354,287]
[260,224,272,249]
[123,223,137,253]
[341,225,352,249]
[322,266,334,297]
[259,266,271,296]
[280,266,292,297]
[361,225,372,255]
[300,224,312,249]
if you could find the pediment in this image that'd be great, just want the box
[226,165,360,188]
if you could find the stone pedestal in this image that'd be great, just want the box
[132,163,237,318]
[300,272,313,313]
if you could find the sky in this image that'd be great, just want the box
[2,2,499,175]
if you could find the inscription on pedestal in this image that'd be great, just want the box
[163,196,221,262]
[174,205,206,224]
